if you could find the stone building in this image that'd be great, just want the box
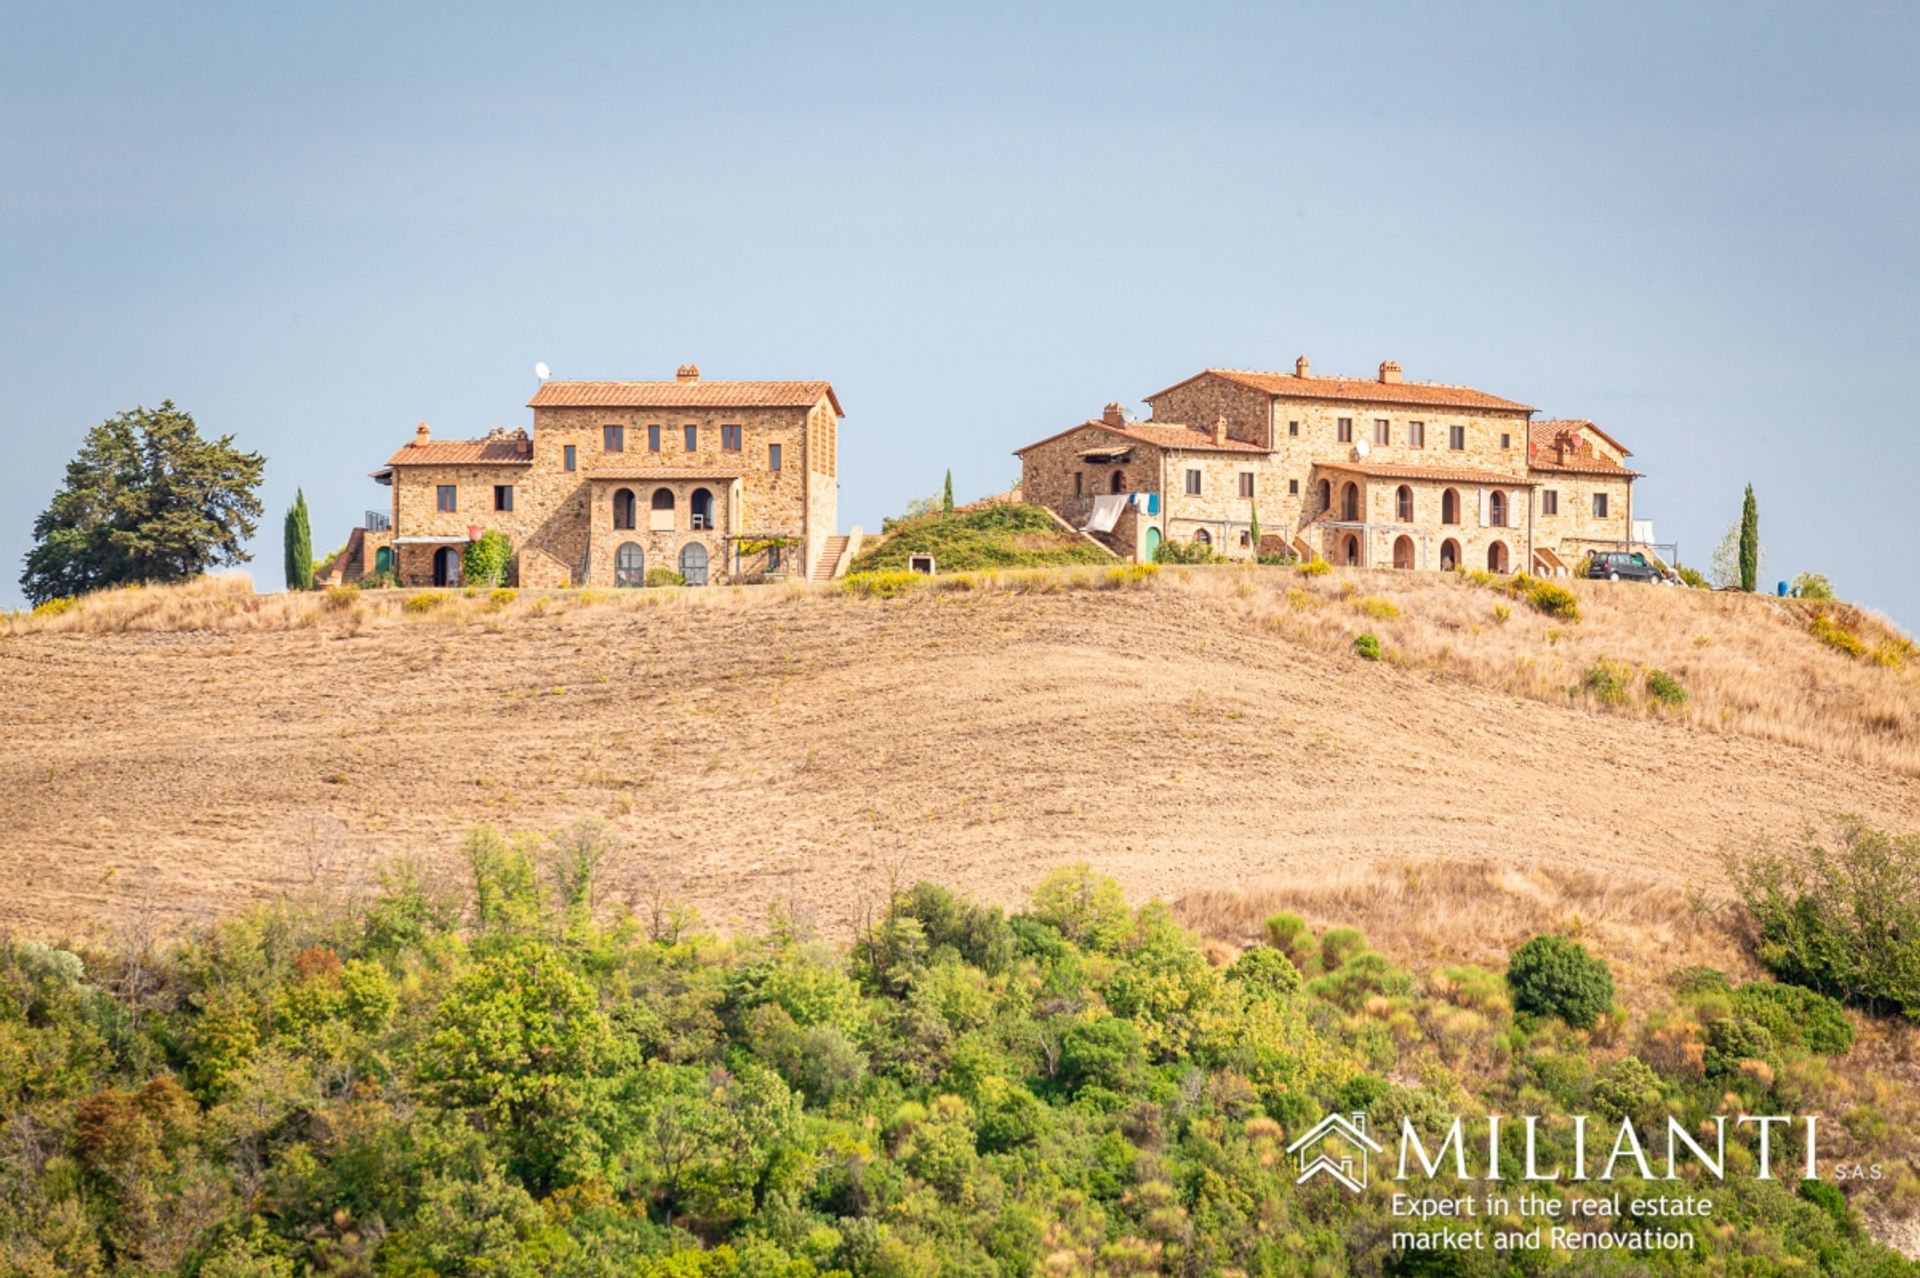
[1016,358,1643,573]
[329,365,851,588]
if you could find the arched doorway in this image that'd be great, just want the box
[1441,488,1460,525]
[1489,490,1507,528]
[1194,528,1213,547]
[650,488,676,531]
[1317,479,1331,513]
[615,542,644,587]
[690,487,714,531]
[1343,534,1360,566]
[1487,541,1509,573]
[679,542,710,586]
[1144,527,1162,560]
[432,546,461,587]
[1440,538,1461,572]
[1111,470,1127,494]
[613,488,637,530]
[1393,535,1415,569]
[1340,482,1360,521]
[373,545,393,577]
[1396,486,1413,522]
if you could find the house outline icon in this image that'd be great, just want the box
[1287,1111,1385,1192]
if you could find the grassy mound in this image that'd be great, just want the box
[850,503,1112,573]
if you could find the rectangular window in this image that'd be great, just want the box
[494,485,513,512]
[768,546,782,572]
[1238,472,1255,498]
[1374,419,1390,446]
[721,425,742,452]
[769,443,782,471]
[1337,417,1353,443]
[603,424,624,452]
[563,444,577,472]
[1073,472,1084,497]
[1185,468,1202,495]
[1288,478,1299,495]
[1288,420,1299,437]
[1448,425,1466,450]
[648,424,661,452]
[1409,421,1425,448]
[684,424,698,451]
[436,485,457,513]
[1542,490,1559,515]
[1500,432,1513,449]
[1593,492,1609,518]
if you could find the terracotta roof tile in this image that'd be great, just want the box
[1148,367,1536,413]
[1527,419,1640,476]
[1013,418,1269,456]
[1316,460,1537,487]
[529,379,842,415]
[586,463,749,481]
[387,434,533,467]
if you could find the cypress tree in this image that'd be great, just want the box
[1738,484,1758,592]
[942,469,955,515]
[285,489,313,591]
[1248,503,1261,553]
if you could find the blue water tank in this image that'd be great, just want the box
[1778,581,1790,597]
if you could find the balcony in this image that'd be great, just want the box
[364,510,391,532]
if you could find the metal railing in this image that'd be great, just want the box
[364,510,391,532]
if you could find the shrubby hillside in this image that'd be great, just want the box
[2,824,1916,1277]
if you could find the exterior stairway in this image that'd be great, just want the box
[811,535,851,582]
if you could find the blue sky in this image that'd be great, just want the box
[3,2,1916,625]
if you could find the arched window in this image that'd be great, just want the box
[615,542,644,587]
[1194,527,1212,546]
[1441,488,1461,525]
[1393,535,1414,569]
[1343,534,1360,566]
[1112,469,1127,494]
[1239,529,1251,549]
[650,487,676,532]
[1340,482,1359,521]
[679,541,710,586]
[1317,478,1331,512]
[1489,490,1507,528]
[690,487,714,531]
[613,488,637,530]
[1487,541,1509,573]
[1440,538,1461,572]
[1396,485,1413,522]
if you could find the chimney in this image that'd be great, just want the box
[676,363,700,382]
[1379,360,1403,384]
[1295,355,1311,378]
[1102,402,1127,427]
[1212,415,1229,446]
[413,422,431,447]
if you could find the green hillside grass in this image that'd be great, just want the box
[850,503,1113,573]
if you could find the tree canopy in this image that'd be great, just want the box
[20,403,265,604]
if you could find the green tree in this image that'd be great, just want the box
[942,469,955,515]
[465,529,513,588]
[20,402,265,604]
[1738,483,1759,592]
[1506,934,1615,1028]
[1248,503,1261,551]
[283,489,313,591]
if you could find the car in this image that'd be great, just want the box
[1585,551,1666,583]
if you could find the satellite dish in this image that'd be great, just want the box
[533,361,551,381]
[1352,439,1371,460]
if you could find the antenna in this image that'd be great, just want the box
[533,361,551,381]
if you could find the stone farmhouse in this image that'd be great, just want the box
[1015,358,1641,574]
[328,366,855,588]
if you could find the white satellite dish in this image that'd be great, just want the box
[533,361,551,381]
[1352,439,1371,460]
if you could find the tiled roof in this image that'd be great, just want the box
[529,379,843,415]
[1148,368,1536,413]
[387,435,533,466]
[1013,418,1270,456]
[586,464,749,481]
[1315,460,1537,487]
[1528,419,1639,475]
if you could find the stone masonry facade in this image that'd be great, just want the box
[339,366,843,588]
[1017,359,1644,574]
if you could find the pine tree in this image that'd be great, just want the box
[942,470,955,515]
[1738,484,1759,593]
[1248,503,1261,554]
[285,489,314,591]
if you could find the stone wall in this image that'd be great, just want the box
[1305,471,1532,571]
[1533,474,1634,562]
[1018,425,1168,528]
[585,477,743,586]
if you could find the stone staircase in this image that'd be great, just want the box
[811,534,851,582]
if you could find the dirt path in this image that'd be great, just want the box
[1,588,1914,941]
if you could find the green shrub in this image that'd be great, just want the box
[464,529,513,588]
[1645,669,1688,706]
[1298,557,1331,577]
[1677,565,1709,589]
[843,570,924,598]
[1793,572,1836,601]
[1153,538,1222,565]
[1527,579,1582,621]
[1730,820,1920,1020]
[1670,965,1731,996]
[1704,1015,1776,1078]
[1591,1056,1667,1125]
[1583,660,1631,706]
[1263,913,1316,973]
[1257,552,1296,567]
[1353,633,1382,661]
[1227,946,1301,998]
[322,585,358,611]
[851,503,1110,573]
[1731,982,1855,1056]
[1798,1177,1852,1234]
[1506,935,1615,1029]
[645,567,687,588]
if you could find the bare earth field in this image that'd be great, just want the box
[2,568,1915,953]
